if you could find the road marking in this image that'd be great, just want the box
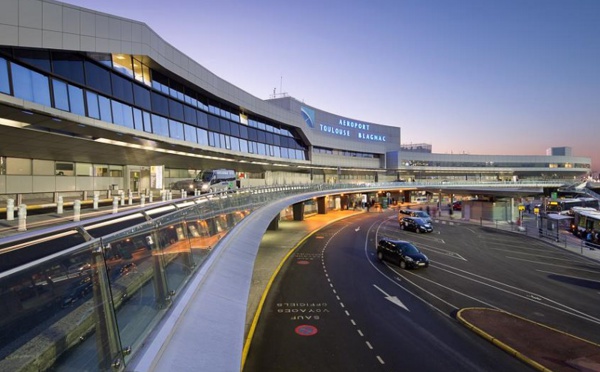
[340,302,345,308]
[351,319,356,326]
[366,341,373,349]
[373,284,410,311]
[345,310,350,316]
[376,356,385,364]
[357,329,364,337]
[355,226,361,232]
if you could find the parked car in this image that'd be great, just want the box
[399,209,433,224]
[400,216,433,233]
[452,201,462,211]
[376,238,429,269]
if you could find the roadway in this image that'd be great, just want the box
[243,209,600,371]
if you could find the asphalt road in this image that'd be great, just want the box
[244,210,600,372]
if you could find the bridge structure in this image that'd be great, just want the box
[0,180,578,371]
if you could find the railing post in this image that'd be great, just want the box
[57,196,64,214]
[17,204,27,232]
[73,200,81,222]
[128,191,133,206]
[112,196,119,214]
[6,198,14,221]
[141,194,146,207]
[147,233,171,309]
[92,245,124,371]
[93,192,99,210]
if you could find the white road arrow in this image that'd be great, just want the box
[355,226,361,232]
[373,284,410,312]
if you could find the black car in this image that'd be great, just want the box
[399,216,433,233]
[376,239,429,269]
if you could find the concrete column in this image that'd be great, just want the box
[293,202,305,221]
[267,213,280,231]
[317,196,327,214]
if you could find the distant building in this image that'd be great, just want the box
[547,147,572,156]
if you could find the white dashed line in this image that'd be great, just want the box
[336,295,341,301]
[377,356,385,364]
[357,329,364,337]
[332,289,337,294]
[340,302,345,308]
[350,319,356,326]
[345,310,350,316]
[366,341,373,349]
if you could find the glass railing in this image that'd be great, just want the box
[0,180,573,371]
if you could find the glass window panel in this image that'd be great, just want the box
[169,99,184,121]
[230,113,240,123]
[112,54,134,78]
[281,147,289,158]
[55,161,74,175]
[52,79,69,111]
[99,95,112,122]
[208,132,217,147]
[6,157,32,175]
[133,58,151,85]
[274,146,281,158]
[247,141,254,154]
[266,124,274,133]
[208,114,219,131]
[257,130,266,143]
[248,128,258,141]
[143,111,152,132]
[219,134,230,149]
[68,85,85,116]
[14,49,50,71]
[239,125,248,139]
[197,111,208,129]
[239,139,248,153]
[133,83,151,110]
[266,132,274,145]
[85,61,111,95]
[184,124,197,143]
[273,134,281,146]
[94,164,109,176]
[257,121,266,131]
[209,104,218,115]
[75,162,93,176]
[133,108,144,131]
[11,63,51,106]
[169,120,184,140]
[0,57,9,94]
[87,52,112,68]
[258,143,266,155]
[86,91,100,119]
[197,128,208,145]
[111,100,124,126]
[151,114,169,137]
[219,118,230,135]
[184,105,197,125]
[52,52,85,85]
[111,73,134,103]
[197,96,208,111]
[151,92,169,116]
[228,122,239,138]
[32,159,54,175]
[231,137,239,152]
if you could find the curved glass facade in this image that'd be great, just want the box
[0,49,308,161]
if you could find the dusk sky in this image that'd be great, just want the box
[64,0,600,172]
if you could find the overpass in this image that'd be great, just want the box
[0,180,573,371]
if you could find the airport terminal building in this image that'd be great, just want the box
[0,0,592,204]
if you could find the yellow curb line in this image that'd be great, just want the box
[456,307,600,372]
[240,211,365,371]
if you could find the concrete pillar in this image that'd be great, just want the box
[293,202,305,221]
[268,213,280,231]
[317,196,327,214]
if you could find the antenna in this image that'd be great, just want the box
[269,76,289,99]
